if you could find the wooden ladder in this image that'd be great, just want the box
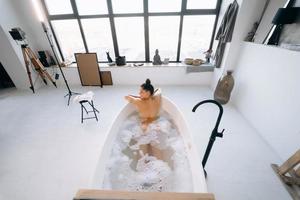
[74,189,215,200]
[271,149,300,199]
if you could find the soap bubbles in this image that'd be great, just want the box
[103,112,193,192]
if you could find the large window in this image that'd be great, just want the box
[45,0,73,15]
[187,0,218,9]
[148,0,181,12]
[149,16,180,61]
[76,0,108,15]
[115,17,145,61]
[81,18,114,61]
[51,19,85,61]
[111,0,143,13]
[42,0,221,62]
[180,15,216,59]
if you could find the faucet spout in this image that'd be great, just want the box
[192,99,224,134]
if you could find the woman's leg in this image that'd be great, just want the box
[150,145,163,160]
[139,144,149,158]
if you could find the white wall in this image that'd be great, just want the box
[0,0,59,90]
[0,25,28,89]
[211,0,268,89]
[209,0,300,161]
[55,65,213,86]
[9,0,53,52]
[231,42,300,160]
[0,0,48,90]
[0,0,33,89]
[0,0,50,61]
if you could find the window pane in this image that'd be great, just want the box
[149,16,180,61]
[187,0,217,9]
[81,18,115,61]
[180,16,215,60]
[51,20,85,61]
[115,17,144,61]
[149,0,181,12]
[45,0,73,15]
[76,0,108,15]
[112,0,143,13]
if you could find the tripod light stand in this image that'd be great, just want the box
[41,22,80,105]
[9,27,57,93]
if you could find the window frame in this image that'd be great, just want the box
[41,0,222,63]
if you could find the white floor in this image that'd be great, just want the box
[0,86,291,200]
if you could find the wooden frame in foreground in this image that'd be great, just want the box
[271,149,300,200]
[74,189,215,200]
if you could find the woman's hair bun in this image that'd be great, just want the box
[141,78,154,95]
[145,78,151,85]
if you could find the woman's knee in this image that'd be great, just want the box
[150,146,163,160]
[139,144,149,156]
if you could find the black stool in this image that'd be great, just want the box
[79,100,99,123]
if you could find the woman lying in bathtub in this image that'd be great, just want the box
[124,79,164,160]
[104,79,190,191]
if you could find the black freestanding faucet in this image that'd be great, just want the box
[192,99,225,178]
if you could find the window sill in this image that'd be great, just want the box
[60,62,215,73]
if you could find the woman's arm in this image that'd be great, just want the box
[124,95,140,104]
[129,95,140,98]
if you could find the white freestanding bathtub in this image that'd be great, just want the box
[92,96,207,192]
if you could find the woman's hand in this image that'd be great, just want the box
[124,96,130,101]
[154,88,161,96]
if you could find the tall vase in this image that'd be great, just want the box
[214,70,234,104]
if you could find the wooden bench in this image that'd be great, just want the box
[74,189,215,200]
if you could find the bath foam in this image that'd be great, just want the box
[103,112,193,192]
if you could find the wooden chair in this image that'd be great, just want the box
[271,149,300,199]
